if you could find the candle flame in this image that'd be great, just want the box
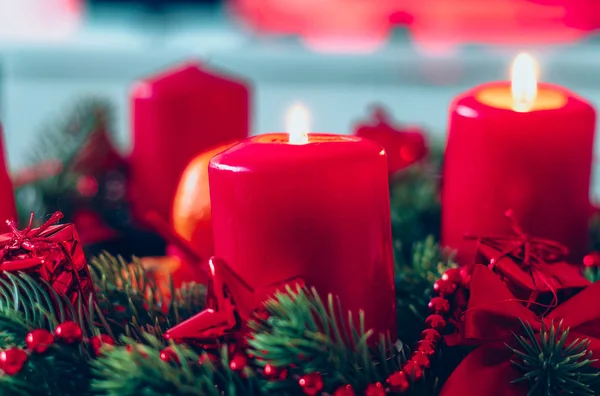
[286,103,310,144]
[511,53,538,112]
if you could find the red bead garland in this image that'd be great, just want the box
[26,329,54,354]
[403,360,423,381]
[298,372,324,395]
[428,297,450,314]
[411,351,431,369]
[333,384,356,396]
[0,348,28,375]
[387,371,409,392]
[365,382,385,396]
[384,267,468,394]
[420,329,441,343]
[433,279,457,295]
[54,321,83,344]
[424,314,446,330]
[441,268,462,283]
[416,340,436,356]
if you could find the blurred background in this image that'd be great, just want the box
[2,0,600,192]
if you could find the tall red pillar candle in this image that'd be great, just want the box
[129,63,249,226]
[442,54,596,263]
[0,125,15,231]
[0,125,17,232]
[208,106,396,338]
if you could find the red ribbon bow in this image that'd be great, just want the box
[441,265,600,396]
[0,212,65,269]
[465,210,588,302]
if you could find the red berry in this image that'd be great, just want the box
[90,334,115,356]
[0,348,27,375]
[333,384,355,396]
[459,266,471,280]
[403,360,423,380]
[54,321,82,344]
[263,363,287,380]
[442,268,462,283]
[425,314,446,330]
[387,371,409,392]
[126,344,148,358]
[433,279,457,295]
[198,352,219,366]
[417,340,436,356]
[441,268,462,283]
[411,352,430,368]
[428,297,450,313]
[26,329,54,354]
[159,346,180,364]
[365,382,385,396]
[299,372,324,395]
[421,329,441,343]
[229,353,247,371]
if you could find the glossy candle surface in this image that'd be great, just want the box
[129,63,249,226]
[0,125,16,231]
[443,82,596,263]
[209,134,396,337]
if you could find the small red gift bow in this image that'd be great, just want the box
[464,209,569,311]
[0,212,64,262]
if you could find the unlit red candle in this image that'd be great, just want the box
[208,105,396,338]
[443,54,596,263]
[0,124,16,231]
[129,63,249,227]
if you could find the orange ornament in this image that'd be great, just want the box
[172,142,238,263]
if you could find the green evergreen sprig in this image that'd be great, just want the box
[15,99,114,224]
[90,253,206,344]
[390,159,441,267]
[0,272,93,395]
[509,320,600,396]
[247,286,405,394]
[91,334,261,396]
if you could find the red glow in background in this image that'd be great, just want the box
[232,0,600,52]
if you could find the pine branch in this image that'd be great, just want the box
[0,272,93,395]
[91,335,261,396]
[14,99,115,225]
[90,253,206,345]
[390,162,441,267]
[247,286,405,394]
[509,320,600,396]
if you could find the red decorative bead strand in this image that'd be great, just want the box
[385,267,469,393]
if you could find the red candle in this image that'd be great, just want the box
[129,63,249,227]
[443,54,596,263]
[0,125,16,231]
[208,105,396,338]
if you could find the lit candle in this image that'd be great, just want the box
[205,104,397,338]
[442,53,596,263]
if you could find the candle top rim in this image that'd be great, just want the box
[131,62,248,99]
[455,81,593,114]
[210,133,387,172]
